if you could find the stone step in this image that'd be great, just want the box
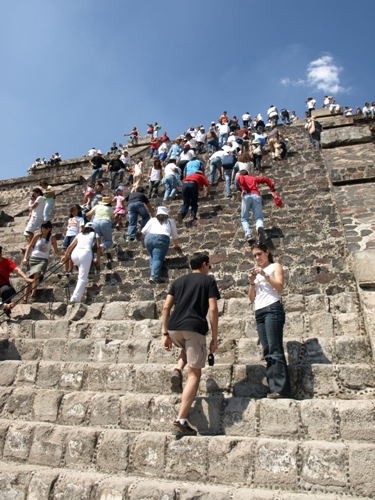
[0,334,370,367]
[1,388,375,442]
[0,421,374,497]
[0,462,354,500]
[1,360,374,399]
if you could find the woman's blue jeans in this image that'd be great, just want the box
[127,202,150,239]
[43,199,55,222]
[92,219,113,250]
[145,234,170,280]
[255,301,291,396]
[241,194,264,238]
[163,174,177,200]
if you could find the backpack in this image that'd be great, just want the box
[221,155,237,169]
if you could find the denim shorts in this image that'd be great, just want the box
[62,235,76,249]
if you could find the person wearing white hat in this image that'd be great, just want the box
[62,222,101,303]
[141,206,180,284]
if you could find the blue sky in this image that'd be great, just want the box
[1,0,374,180]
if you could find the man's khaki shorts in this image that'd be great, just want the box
[169,330,207,369]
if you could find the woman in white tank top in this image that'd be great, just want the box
[248,242,291,399]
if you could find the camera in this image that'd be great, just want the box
[208,353,215,366]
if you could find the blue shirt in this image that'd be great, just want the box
[168,144,183,160]
[184,159,203,177]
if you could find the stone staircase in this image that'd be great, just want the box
[0,122,374,498]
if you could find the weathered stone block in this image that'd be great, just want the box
[35,361,61,388]
[33,389,63,423]
[11,320,34,339]
[16,361,38,386]
[337,364,374,390]
[64,428,98,466]
[13,339,42,361]
[109,320,134,340]
[96,429,129,472]
[59,392,91,425]
[27,471,59,500]
[134,364,164,393]
[65,303,87,321]
[129,480,176,500]
[84,302,104,320]
[120,393,151,430]
[147,339,176,364]
[322,125,372,148]
[226,298,253,319]
[0,388,12,415]
[131,432,166,476]
[92,339,120,363]
[51,474,95,499]
[284,312,305,340]
[0,471,29,499]
[90,321,111,339]
[305,294,329,313]
[200,365,232,395]
[4,422,34,460]
[35,320,70,339]
[334,313,361,337]
[236,338,264,364]
[338,400,375,442]
[68,321,92,339]
[85,364,108,391]
[349,443,375,497]
[300,400,336,441]
[232,365,268,399]
[179,484,233,500]
[214,338,236,364]
[208,437,251,483]
[133,319,162,339]
[149,395,180,433]
[117,339,150,364]
[65,339,94,362]
[165,436,208,481]
[90,393,120,426]
[329,292,358,313]
[309,312,333,338]
[244,317,259,338]
[0,361,19,387]
[301,338,333,364]
[60,362,85,391]
[29,424,65,466]
[189,395,223,435]
[253,439,298,488]
[218,318,247,340]
[107,364,133,392]
[6,388,35,419]
[282,294,305,312]
[0,421,10,457]
[128,300,156,320]
[259,400,299,438]
[222,396,257,437]
[102,302,129,320]
[300,441,348,490]
[42,338,66,361]
[334,336,370,363]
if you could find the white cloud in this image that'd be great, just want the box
[281,54,348,94]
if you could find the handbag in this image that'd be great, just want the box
[272,191,283,207]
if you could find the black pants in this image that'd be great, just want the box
[0,285,16,304]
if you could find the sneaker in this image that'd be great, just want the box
[245,234,253,242]
[257,227,266,244]
[177,213,183,224]
[171,420,197,436]
[170,368,182,393]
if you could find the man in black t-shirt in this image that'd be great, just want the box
[162,253,220,437]
[107,152,125,190]
[125,187,154,242]
[90,151,107,183]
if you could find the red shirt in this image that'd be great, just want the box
[183,174,209,188]
[150,139,160,150]
[0,258,17,286]
[237,175,275,196]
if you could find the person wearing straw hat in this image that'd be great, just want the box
[86,196,114,251]
[142,206,181,284]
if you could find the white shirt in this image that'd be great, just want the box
[88,149,97,157]
[218,123,229,135]
[164,163,178,176]
[242,113,251,121]
[210,150,226,160]
[306,99,316,109]
[142,217,179,239]
[253,263,280,311]
[363,105,371,115]
[32,196,45,219]
[158,143,168,155]
[66,216,84,237]
[179,150,194,162]
[134,161,143,175]
[75,232,96,252]
[196,131,206,143]
[149,167,162,181]
[267,106,278,117]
